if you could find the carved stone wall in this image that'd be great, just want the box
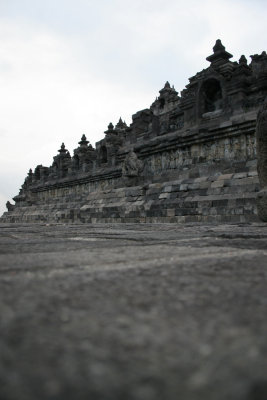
[1,40,266,223]
[256,98,267,221]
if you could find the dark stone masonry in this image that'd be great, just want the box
[1,40,267,223]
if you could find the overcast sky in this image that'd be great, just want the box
[0,0,266,215]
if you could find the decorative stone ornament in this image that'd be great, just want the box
[6,201,14,211]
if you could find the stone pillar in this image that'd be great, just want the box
[256,98,267,221]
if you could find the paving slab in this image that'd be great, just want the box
[0,222,267,400]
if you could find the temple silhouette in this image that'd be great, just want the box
[2,40,267,223]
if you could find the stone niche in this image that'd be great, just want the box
[99,145,108,165]
[200,78,223,116]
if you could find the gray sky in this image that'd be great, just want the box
[0,0,266,215]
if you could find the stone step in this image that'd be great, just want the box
[77,172,259,223]
[1,168,260,223]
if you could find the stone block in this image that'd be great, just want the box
[246,159,257,167]
[248,170,258,177]
[234,177,259,186]
[170,192,178,199]
[146,188,162,195]
[197,200,212,208]
[159,193,170,199]
[126,196,139,202]
[147,193,160,200]
[207,188,223,195]
[179,184,188,191]
[188,183,200,190]
[169,185,181,192]
[207,175,219,182]
[144,200,153,210]
[170,179,183,185]
[199,181,210,189]
[218,173,233,180]
[147,183,162,189]
[211,180,224,188]
[233,172,248,179]
[234,207,244,215]
[162,186,173,193]
[193,176,207,183]
[220,120,232,128]
[181,178,194,184]
[184,201,198,208]
[197,188,208,196]
[134,200,145,206]
[184,215,199,222]
[125,188,143,197]
[212,199,228,207]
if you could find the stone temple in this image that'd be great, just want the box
[1,40,267,224]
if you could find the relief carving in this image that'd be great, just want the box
[122,150,144,177]
[256,98,267,221]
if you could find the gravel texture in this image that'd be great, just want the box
[0,222,267,400]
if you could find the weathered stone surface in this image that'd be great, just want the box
[1,222,267,400]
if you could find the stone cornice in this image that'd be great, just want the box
[124,118,257,158]
[30,168,122,193]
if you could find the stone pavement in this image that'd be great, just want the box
[0,222,267,400]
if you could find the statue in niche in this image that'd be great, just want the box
[256,97,267,221]
[202,79,223,113]
[122,149,143,177]
[204,90,222,112]
[99,145,108,164]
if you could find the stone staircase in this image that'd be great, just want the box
[1,160,260,224]
[78,169,259,224]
